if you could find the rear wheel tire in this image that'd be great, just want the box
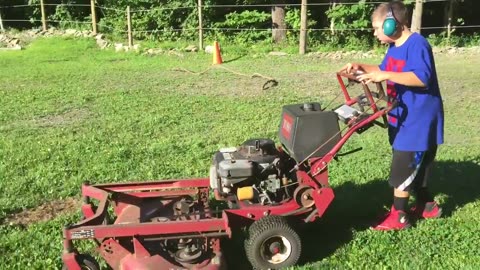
[62,254,100,270]
[245,216,301,270]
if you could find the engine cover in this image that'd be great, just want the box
[279,102,341,162]
[210,139,278,189]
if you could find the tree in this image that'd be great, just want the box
[272,0,286,43]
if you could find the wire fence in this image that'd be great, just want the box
[1,0,478,50]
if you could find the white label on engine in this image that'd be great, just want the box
[220,147,237,153]
[222,153,231,160]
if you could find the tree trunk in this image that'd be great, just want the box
[411,0,423,33]
[272,0,286,43]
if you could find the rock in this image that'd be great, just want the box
[184,45,198,52]
[65,29,77,36]
[114,43,124,52]
[269,51,288,56]
[332,52,342,59]
[205,45,214,54]
[95,33,105,40]
[168,50,184,57]
[133,44,140,52]
[9,39,20,45]
[447,47,459,54]
[96,39,108,49]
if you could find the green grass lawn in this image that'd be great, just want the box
[1,37,479,269]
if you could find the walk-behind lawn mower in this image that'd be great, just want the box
[62,71,394,270]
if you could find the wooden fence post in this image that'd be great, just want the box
[411,0,423,33]
[0,11,4,32]
[90,0,97,35]
[127,6,133,48]
[330,1,337,35]
[198,0,203,50]
[299,0,308,54]
[40,0,47,31]
[446,0,454,40]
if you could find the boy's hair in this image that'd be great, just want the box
[372,1,409,26]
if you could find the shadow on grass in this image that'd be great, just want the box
[299,158,480,266]
[219,158,480,269]
[222,55,246,64]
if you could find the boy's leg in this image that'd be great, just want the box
[372,150,418,231]
[411,145,442,219]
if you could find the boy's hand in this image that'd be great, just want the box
[338,63,363,74]
[356,71,390,84]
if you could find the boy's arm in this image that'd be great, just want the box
[384,72,426,87]
[357,71,426,87]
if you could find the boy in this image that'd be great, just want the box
[339,0,444,230]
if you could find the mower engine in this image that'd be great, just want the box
[210,102,342,206]
[210,138,294,205]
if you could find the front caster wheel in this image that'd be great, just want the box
[245,216,301,270]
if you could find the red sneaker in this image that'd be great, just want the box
[371,206,411,231]
[411,202,442,219]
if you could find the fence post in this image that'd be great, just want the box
[330,1,337,35]
[90,0,97,35]
[446,0,454,41]
[411,0,423,33]
[40,0,47,31]
[299,0,308,54]
[0,11,4,32]
[198,0,203,50]
[127,6,133,48]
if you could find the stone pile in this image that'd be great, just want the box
[0,33,22,50]
[1,27,479,58]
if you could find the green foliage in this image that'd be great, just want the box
[428,32,480,47]
[324,0,374,50]
[283,7,317,45]
[212,10,271,43]
[1,0,480,50]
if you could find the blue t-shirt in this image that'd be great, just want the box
[378,33,444,151]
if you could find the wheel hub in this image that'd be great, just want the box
[261,235,292,264]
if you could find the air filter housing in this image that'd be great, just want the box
[278,102,341,162]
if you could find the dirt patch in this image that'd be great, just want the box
[2,197,80,227]
[33,108,91,127]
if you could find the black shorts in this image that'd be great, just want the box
[389,146,437,192]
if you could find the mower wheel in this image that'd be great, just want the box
[62,254,100,270]
[245,215,301,270]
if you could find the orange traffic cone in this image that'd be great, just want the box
[212,41,223,65]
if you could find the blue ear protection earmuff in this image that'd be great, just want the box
[383,4,398,36]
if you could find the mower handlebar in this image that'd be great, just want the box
[336,71,389,114]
